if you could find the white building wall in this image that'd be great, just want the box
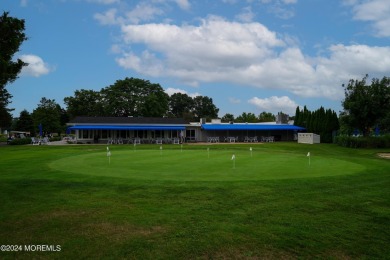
[298,133,320,144]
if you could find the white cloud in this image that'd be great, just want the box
[124,3,164,24]
[248,96,298,114]
[229,97,241,104]
[94,3,164,25]
[94,8,120,25]
[20,0,28,7]
[222,0,238,4]
[19,54,52,77]
[282,0,297,4]
[318,44,390,77]
[258,0,297,19]
[118,16,285,81]
[268,4,295,19]
[86,0,120,4]
[107,11,390,102]
[165,87,200,97]
[349,0,390,37]
[174,0,191,10]
[235,6,255,22]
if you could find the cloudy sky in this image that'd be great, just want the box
[3,0,390,118]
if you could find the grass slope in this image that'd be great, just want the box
[0,143,389,259]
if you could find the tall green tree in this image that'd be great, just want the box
[0,12,28,129]
[101,77,169,117]
[341,75,390,136]
[32,98,62,135]
[192,96,219,120]
[221,113,235,123]
[15,109,34,133]
[0,106,12,130]
[64,89,104,118]
[294,107,302,126]
[235,112,257,123]
[294,106,339,143]
[258,111,275,122]
[168,93,194,118]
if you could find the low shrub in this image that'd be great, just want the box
[0,135,7,142]
[50,136,61,142]
[335,135,390,148]
[8,138,32,145]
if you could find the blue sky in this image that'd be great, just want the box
[3,0,390,118]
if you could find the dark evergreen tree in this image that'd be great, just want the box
[15,109,34,133]
[0,12,28,129]
[293,105,339,143]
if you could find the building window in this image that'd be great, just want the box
[186,129,196,141]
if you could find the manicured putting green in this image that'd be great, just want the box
[50,147,365,181]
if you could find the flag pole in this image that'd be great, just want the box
[107,146,111,165]
[232,154,236,169]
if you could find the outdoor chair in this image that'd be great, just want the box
[31,137,40,145]
[42,137,50,145]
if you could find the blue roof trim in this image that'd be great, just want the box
[201,124,306,131]
[68,125,185,131]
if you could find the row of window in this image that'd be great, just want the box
[77,129,196,140]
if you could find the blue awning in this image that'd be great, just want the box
[67,125,185,131]
[201,124,306,131]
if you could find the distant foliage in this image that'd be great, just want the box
[64,77,219,121]
[341,75,390,136]
[222,111,276,123]
[335,135,390,148]
[294,106,339,143]
[8,137,31,145]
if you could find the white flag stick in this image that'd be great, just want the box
[232,154,236,169]
[250,147,253,157]
[307,152,311,166]
[107,148,111,165]
[207,147,210,159]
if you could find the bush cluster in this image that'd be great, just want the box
[8,138,32,145]
[335,135,390,148]
[0,135,7,142]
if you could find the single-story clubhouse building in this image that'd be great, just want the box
[66,117,306,144]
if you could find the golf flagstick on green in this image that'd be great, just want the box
[307,151,310,166]
[107,146,111,165]
[250,147,253,157]
[232,154,236,169]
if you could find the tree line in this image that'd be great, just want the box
[63,77,219,120]
[7,77,279,136]
[8,77,220,135]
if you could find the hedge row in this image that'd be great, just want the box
[8,138,33,145]
[335,135,390,148]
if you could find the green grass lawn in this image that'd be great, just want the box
[0,143,389,259]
